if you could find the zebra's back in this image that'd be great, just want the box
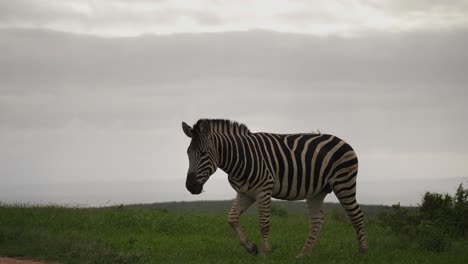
[253,133,358,201]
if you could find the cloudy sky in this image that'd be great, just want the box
[0,0,467,206]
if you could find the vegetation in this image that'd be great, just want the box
[378,183,468,253]
[124,200,391,216]
[0,185,467,263]
[269,204,288,217]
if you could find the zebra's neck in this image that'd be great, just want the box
[196,119,254,177]
[211,129,254,178]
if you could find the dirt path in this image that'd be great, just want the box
[0,258,58,264]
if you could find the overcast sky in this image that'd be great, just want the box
[0,0,467,206]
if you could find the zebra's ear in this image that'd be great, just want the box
[182,122,193,138]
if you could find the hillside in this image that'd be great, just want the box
[124,200,398,216]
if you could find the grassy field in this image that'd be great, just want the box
[0,203,467,264]
[124,200,394,216]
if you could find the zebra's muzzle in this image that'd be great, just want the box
[186,173,203,195]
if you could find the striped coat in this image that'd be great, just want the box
[182,119,367,257]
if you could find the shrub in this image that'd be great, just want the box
[419,192,453,222]
[378,205,451,252]
[419,183,468,238]
[377,203,419,235]
[453,183,468,237]
[417,220,450,252]
[378,183,468,252]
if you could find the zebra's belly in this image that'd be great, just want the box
[271,180,312,201]
[271,192,309,201]
[271,175,332,201]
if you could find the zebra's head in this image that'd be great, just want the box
[182,121,218,195]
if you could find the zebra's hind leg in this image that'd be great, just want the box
[332,171,368,253]
[296,191,328,258]
[228,193,257,255]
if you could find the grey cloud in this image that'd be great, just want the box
[191,11,222,25]
[0,0,87,24]
[274,0,468,35]
[363,0,468,14]
[0,29,467,154]
[0,1,222,31]
[1,28,467,92]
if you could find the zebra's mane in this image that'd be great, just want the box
[193,119,251,134]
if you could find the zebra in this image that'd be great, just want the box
[182,119,368,257]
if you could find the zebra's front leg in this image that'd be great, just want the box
[297,191,328,258]
[228,193,257,254]
[256,191,272,256]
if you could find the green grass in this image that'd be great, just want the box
[124,200,394,217]
[0,204,467,264]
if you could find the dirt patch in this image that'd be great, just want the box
[0,258,58,264]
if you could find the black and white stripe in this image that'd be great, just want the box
[182,119,368,257]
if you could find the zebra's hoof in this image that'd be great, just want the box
[245,242,258,255]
